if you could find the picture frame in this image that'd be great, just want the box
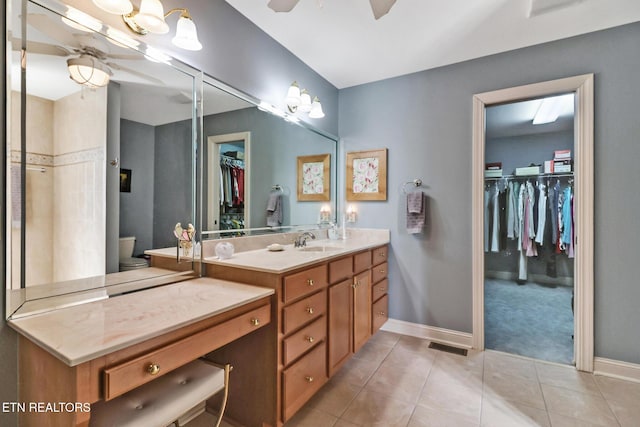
[297,153,331,201]
[346,148,387,201]
[120,168,131,193]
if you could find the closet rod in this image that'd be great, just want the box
[485,172,574,181]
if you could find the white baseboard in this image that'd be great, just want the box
[593,357,640,384]
[380,318,473,349]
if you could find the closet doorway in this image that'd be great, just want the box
[207,132,251,233]
[472,75,594,371]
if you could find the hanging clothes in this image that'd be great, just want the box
[535,183,547,245]
[491,184,500,253]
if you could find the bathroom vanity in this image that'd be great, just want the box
[183,229,391,427]
[8,278,274,427]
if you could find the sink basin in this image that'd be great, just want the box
[298,245,342,252]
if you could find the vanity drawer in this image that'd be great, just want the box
[372,294,389,333]
[103,303,271,401]
[372,278,388,302]
[282,342,327,422]
[372,245,388,265]
[353,250,372,274]
[329,256,353,284]
[283,315,326,366]
[371,262,388,284]
[283,291,326,335]
[283,265,328,303]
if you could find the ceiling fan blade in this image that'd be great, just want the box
[267,0,301,13]
[106,62,164,85]
[105,53,144,61]
[11,38,72,56]
[369,0,397,19]
[26,13,81,48]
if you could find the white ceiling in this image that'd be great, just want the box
[225,0,640,89]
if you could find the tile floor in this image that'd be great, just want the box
[190,331,640,427]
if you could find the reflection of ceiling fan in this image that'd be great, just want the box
[267,0,398,20]
[16,13,161,88]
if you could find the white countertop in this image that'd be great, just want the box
[9,278,274,367]
[204,229,390,273]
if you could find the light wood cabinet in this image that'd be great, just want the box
[371,245,389,334]
[206,244,389,427]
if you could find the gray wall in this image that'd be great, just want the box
[120,119,155,256]
[339,22,640,364]
[153,120,193,249]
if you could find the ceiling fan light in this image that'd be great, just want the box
[298,90,312,113]
[134,0,170,34]
[67,55,112,88]
[63,7,103,32]
[92,0,133,15]
[286,81,301,112]
[308,96,325,119]
[172,15,202,51]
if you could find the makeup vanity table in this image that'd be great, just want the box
[8,278,274,427]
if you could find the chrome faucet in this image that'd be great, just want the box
[294,231,316,248]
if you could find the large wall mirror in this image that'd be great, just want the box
[5,0,200,317]
[5,0,339,318]
[201,76,338,240]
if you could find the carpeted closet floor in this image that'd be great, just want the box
[485,278,574,365]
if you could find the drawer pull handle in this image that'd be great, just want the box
[305,336,315,343]
[305,307,314,315]
[307,278,314,286]
[305,376,314,383]
[379,253,386,257]
[250,318,260,326]
[379,311,386,316]
[379,269,385,274]
[352,280,360,288]
[147,363,161,375]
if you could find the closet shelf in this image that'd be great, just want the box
[485,172,574,181]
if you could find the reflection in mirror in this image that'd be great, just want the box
[201,77,338,240]
[6,0,198,317]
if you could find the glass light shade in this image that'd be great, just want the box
[308,97,325,119]
[92,0,133,14]
[67,55,112,88]
[285,82,301,111]
[172,16,202,51]
[299,90,312,113]
[134,0,169,34]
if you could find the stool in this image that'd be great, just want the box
[90,360,231,427]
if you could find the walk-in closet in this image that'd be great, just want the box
[484,94,576,365]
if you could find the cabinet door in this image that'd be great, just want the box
[353,270,371,352]
[328,279,352,375]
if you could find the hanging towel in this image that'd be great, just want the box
[406,191,425,234]
[266,192,282,227]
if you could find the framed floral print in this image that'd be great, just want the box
[346,148,387,201]
[297,153,331,201]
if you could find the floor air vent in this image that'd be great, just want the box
[428,342,468,356]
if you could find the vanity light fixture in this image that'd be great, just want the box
[93,0,203,51]
[286,81,325,119]
[67,54,112,88]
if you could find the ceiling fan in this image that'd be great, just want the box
[15,13,162,87]
[267,0,398,20]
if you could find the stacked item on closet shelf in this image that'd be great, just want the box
[485,171,574,282]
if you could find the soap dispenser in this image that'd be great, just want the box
[328,222,339,240]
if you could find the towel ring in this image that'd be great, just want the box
[402,179,424,194]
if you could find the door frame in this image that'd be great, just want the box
[471,74,594,371]
[207,132,251,231]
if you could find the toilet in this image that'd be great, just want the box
[118,236,149,271]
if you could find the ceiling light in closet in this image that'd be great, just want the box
[532,93,574,125]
